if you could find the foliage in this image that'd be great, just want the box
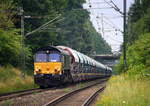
[83,20,111,54]
[0,29,20,65]
[56,9,111,54]
[127,9,150,45]
[128,0,150,23]
[0,0,111,66]
[127,0,150,44]
[0,0,31,66]
[95,75,150,106]
[116,0,150,78]
[126,33,150,77]
[0,66,37,94]
[116,33,150,78]
[21,0,65,51]
[0,0,14,29]
[14,0,111,55]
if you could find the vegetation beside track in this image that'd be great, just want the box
[96,2,150,105]
[95,74,150,106]
[0,66,37,94]
[116,33,150,78]
[115,0,150,77]
[97,32,150,105]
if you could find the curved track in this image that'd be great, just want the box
[43,80,106,106]
[82,86,106,106]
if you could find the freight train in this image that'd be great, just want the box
[34,46,112,88]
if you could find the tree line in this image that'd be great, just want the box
[0,0,111,68]
[116,0,150,78]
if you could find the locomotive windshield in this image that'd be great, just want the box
[35,53,47,62]
[48,53,60,62]
[35,52,60,62]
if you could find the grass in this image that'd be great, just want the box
[95,74,150,106]
[0,66,38,94]
[63,88,72,93]
[76,82,85,88]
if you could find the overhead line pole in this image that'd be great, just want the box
[20,7,26,78]
[19,9,62,77]
[102,0,127,69]
[123,0,127,69]
[101,13,104,37]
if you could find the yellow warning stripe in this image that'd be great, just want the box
[72,73,105,76]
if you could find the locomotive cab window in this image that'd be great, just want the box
[34,50,61,62]
[35,53,47,62]
[48,53,60,62]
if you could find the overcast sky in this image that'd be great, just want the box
[83,0,134,53]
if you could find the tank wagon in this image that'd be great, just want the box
[34,46,112,88]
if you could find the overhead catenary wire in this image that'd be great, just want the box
[25,14,62,37]
[103,0,123,15]
[103,15,123,33]
[109,0,123,15]
[4,1,124,50]
[86,2,106,4]
[17,4,115,38]
[105,34,123,43]
[87,0,124,47]
[87,0,123,34]
[73,7,113,11]
[85,0,125,61]
[91,13,122,18]
[96,15,122,34]
[95,17,123,45]
[92,14,123,38]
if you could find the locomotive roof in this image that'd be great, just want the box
[36,46,61,52]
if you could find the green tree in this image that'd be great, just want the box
[116,33,150,77]
[11,0,111,67]
[127,0,150,44]
[0,0,22,66]
[116,0,150,77]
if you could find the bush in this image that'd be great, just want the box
[116,33,150,78]
[0,29,21,65]
[0,66,37,94]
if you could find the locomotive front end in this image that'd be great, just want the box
[34,47,63,87]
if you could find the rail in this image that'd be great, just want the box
[82,86,106,106]
[43,80,106,106]
[0,88,53,101]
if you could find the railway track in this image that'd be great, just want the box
[0,78,108,106]
[44,80,106,106]
[0,88,53,101]
[82,86,106,106]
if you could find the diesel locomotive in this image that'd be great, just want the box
[34,46,112,88]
